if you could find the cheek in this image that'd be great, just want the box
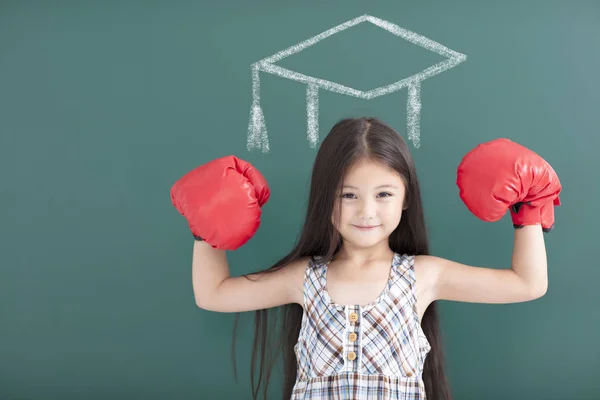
[338,204,352,222]
[332,202,354,228]
[331,201,344,226]
[382,203,404,223]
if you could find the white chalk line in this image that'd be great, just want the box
[247,14,467,152]
[365,16,464,60]
[261,15,370,65]
[260,62,364,97]
[407,81,421,149]
[307,83,319,147]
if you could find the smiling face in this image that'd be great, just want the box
[332,158,407,250]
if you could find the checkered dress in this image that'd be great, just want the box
[291,253,431,400]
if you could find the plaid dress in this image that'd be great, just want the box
[291,253,431,400]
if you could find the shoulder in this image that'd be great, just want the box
[281,256,311,307]
[411,255,441,309]
[414,254,470,286]
[412,255,473,314]
[413,254,442,276]
[413,254,468,297]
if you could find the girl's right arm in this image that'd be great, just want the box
[192,240,307,312]
[170,156,299,312]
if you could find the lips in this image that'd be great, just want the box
[353,225,380,231]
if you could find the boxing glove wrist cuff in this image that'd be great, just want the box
[510,202,539,226]
[510,201,555,233]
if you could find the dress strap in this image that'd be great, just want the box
[303,256,328,309]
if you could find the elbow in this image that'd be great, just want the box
[195,299,207,310]
[195,290,223,312]
[529,282,548,300]
[194,293,212,311]
[194,297,206,310]
[195,299,216,312]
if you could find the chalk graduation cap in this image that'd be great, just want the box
[247,14,467,152]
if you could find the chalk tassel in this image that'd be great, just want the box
[247,102,269,152]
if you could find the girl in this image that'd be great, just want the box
[171,117,561,400]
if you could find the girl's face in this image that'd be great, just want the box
[332,159,407,249]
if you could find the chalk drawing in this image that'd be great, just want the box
[247,14,467,152]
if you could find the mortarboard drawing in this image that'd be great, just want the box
[247,14,467,152]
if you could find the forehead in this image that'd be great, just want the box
[343,159,405,186]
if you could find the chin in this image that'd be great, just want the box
[343,232,389,248]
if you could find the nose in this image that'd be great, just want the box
[357,198,376,221]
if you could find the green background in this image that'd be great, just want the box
[1,1,598,399]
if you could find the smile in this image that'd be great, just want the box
[353,225,380,231]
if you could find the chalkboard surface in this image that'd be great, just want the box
[1,1,598,399]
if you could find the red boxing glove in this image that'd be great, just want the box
[456,138,561,232]
[170,155,270,250]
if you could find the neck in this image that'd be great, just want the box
[335,241,395,268]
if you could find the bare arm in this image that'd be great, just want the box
[416,225,548,311]
[192,240,306,313]
[191,240,229,308]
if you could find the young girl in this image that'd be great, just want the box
[171,117,561,400]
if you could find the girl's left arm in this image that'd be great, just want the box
[417,224,548,305]
[417,138,561,306]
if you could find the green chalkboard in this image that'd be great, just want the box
[1,1,598,399]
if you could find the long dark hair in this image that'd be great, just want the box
[231,117,452,400]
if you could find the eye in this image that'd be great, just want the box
[377,192,393,198]
[341,193,356,199]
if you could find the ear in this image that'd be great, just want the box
[331,199,341,227]
[402,187,410,210]
[402,196,410,210]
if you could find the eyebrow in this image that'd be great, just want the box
[342,185,400,189]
